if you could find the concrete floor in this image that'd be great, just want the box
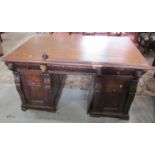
[0,82,155,123]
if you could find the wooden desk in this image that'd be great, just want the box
[2,35,150,119]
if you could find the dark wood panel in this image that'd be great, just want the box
[14,68,66,112]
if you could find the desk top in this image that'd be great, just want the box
[2,35,150,69]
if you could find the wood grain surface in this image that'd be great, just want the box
[2,35,150,69]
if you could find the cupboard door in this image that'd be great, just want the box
[91,75,133,113]
[19,70,52,107]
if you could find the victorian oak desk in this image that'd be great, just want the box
[2,35,150,119]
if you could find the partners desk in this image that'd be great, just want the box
[2,35,150,119]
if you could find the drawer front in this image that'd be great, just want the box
[101,68,135,76]
[19,70,42,85]
[95,75,133,93]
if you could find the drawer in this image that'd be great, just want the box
[95,75,133,93]
[101,68,135,76]
[19,69,42,85]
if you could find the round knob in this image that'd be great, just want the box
[42,53,48,61]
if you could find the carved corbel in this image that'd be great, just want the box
[6,62,15,71]
[134,70,146,79]
[13,72,27,110]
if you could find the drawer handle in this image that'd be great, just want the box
[42,53,49,61]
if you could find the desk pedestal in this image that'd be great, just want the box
[88,69,144,120]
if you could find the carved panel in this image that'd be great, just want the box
[10,67,66,112]
[92,75,132,112]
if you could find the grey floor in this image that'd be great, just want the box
[0,83,155,123]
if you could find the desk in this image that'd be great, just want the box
[2,35,150,119]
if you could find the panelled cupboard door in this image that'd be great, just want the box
[19,70,53,107]
[91,75,133,113]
